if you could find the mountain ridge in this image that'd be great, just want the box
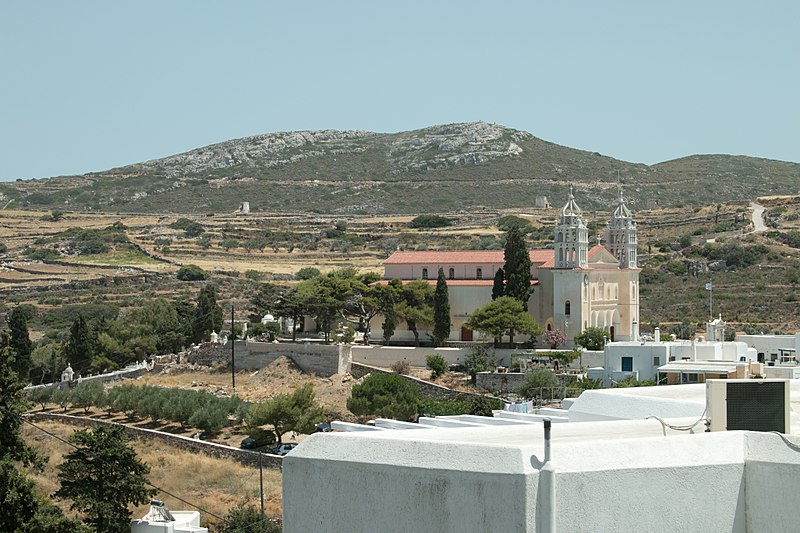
[3,121,799,214]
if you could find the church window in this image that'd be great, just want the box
[448,267,455,280]
[556,232,563,242]
[565,300,571,315]
[422,268,428,280]
[558,249,563,264]
[476,267,482,279]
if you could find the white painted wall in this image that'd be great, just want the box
[282,419,800,532]
[736,333,800,361]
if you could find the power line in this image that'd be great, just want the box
[13,411,227,522]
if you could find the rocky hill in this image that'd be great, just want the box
[3,122,799,214]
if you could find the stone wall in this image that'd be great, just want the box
[350,362,490,403]
[475,371,527,394]
[27,412,283,469]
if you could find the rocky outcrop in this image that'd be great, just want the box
[388,121,527,172]
[140,130,375,177]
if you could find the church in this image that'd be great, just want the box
[373,188,640,347]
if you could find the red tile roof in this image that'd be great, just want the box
[384,250,555,265]
[373,279,539,287]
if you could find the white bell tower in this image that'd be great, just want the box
[554,186,588,269]
[605,186,637,269]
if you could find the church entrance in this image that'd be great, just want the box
[461,327,473,341]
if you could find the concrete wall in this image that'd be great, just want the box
[351,345,522,368]
[185,341,350,377]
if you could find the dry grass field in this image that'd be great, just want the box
[22,420,283,526]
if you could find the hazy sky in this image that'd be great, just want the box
[1,1,798,180]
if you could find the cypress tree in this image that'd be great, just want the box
[7,308,33,382]
[492,267,505,300]
[503,226,532,310]
[193,285,223,343]
[432,267,451,347]
[64,316,95,375]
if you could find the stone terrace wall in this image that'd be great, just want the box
[475,371,527,394]
[27,412,283,469]
[350,362,490,403]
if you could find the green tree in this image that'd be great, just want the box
[193,285,223,343]
[516,368,561,400]
[465,296,543,346]
[503,226,532,310]
[426,354,448,379]
[432,268,451,346]
[64,316,96,376]
[55,425,156,532]
[492,267,505,300]
[67,380,105,414]
[574,327,608,351]
[176,264,209,281]
[245,384,324,443]
[395,280,434,347]
[273,288,305,342]
[497,215,533,234]
[380,280,401,344]
[347,373,419,422]
[8,306,34,381]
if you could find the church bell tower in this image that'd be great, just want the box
[554,186,588,269]
[605,186,637,269]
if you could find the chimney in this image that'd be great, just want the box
[655,327,661,343]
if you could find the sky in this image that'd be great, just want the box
[1,1,798,181]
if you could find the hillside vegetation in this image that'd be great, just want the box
[3,122,800,214]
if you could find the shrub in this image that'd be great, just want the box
[0,242,7,254]
[516,368,561,400]
[544,329,566,349]
[347,373,419,421]
[464,345,495,382]
[295,267,321,280]
[408,215,451,228]
[425,354,448,379]
[245,269,264,281]
[391,360,410,375]
[169,218,204,237]
[176,264,209,281]
[574,327,607,351]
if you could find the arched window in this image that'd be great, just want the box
[565,300,571,316]
[556,232,563,242]
[476,267,483,279]
[422,268,428,280]
[449,267,455,280]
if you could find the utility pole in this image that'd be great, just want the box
[259,452,264,515]
[231,305,235,391]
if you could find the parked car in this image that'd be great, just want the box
[240,429,276,449]
[316,422,332,433]
[269,443,298,456]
